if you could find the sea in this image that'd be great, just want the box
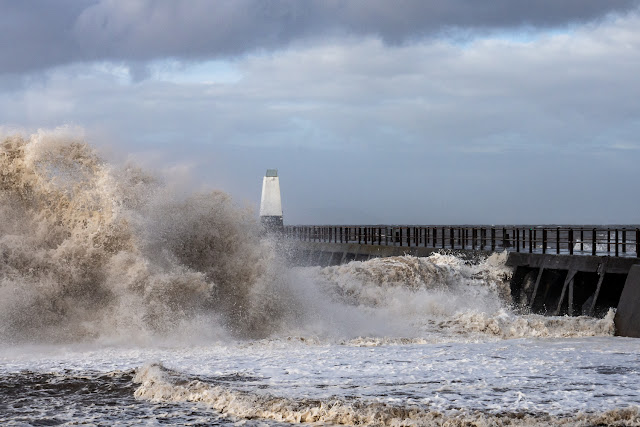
[1,131,639,426]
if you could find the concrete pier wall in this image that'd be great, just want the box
[290,241,492,266]
[506,253,637,318]
[614,265,640,337]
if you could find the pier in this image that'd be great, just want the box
[284,225,640,337]
[285,225,639,258]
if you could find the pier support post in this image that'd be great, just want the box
[491,228,496,251]
[529,265,546,309]
[587,262,607,316]
[554,269,577,315]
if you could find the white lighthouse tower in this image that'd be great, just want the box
[259,169,283,231]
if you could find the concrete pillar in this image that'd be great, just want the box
[615,265,640,338]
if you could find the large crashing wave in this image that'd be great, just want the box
[0,130,296,343]
[0,129,615,344]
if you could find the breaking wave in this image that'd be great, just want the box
[0,129,297,343]
[0,129,616,344]
[294,253,614,342]
[134,363,639,426]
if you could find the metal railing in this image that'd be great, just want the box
[284,225,640,258]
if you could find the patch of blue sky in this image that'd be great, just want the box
[439,25,576,49]
[147,59,242,85]
[48,62,132,85]
[491,25,575,43]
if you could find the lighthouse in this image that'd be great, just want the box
[259,169,283,231]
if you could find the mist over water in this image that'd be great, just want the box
[0,129,300,343]
[1,130,636,426]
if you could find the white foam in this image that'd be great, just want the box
[283,252,614,342]
[133,361,640,426]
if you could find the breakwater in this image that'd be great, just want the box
[285,225,640,337]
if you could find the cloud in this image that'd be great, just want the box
[0,0,90,73]
[1,5,639,223]
[1,0,639,74]
[3,12,639,155]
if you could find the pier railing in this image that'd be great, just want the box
[284,226,640,258]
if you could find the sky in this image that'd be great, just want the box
[1,0,639,225]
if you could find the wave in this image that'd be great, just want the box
[133,363,639,426]
[0,129,297,343]
[312,252,512,312]
[0,129,617,345]
[292,253,614,342]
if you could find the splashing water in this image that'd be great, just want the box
[0,129,297,343]
[1,129,633,426]
[0,130,617,344]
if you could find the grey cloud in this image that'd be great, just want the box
[1,0,639,74]
[2,12,638,223]
[0,0,92,73]
[3,17,639,153]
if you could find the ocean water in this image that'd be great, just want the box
[1,130,639,426]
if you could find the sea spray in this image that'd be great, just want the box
[0,129,616,345]
[0,130,296,343]
[292,252,615,341]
